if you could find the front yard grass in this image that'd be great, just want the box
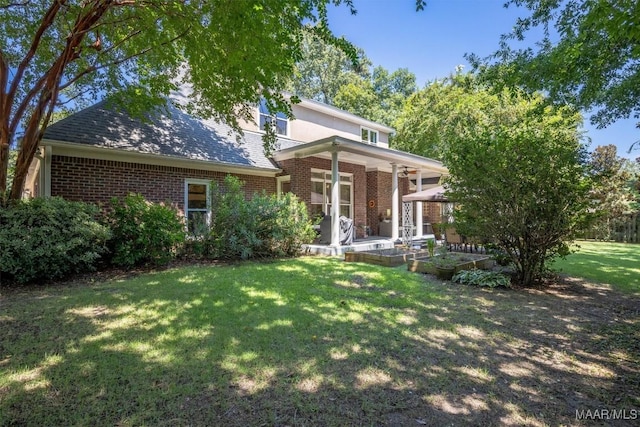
[1,256,638,426]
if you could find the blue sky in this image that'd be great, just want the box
[327,0,639,159]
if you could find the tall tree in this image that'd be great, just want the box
[286,30,417,128]
[468,0,640,146]
[0,0,357,203]
[446,90,590,286]
[588,144,638,238]
[396,72,590,286]
[334,66,417,127]
[394,71,481,159]
[286,28,368,105]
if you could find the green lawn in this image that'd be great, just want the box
[1,257,638,426]
[552,240,640,295]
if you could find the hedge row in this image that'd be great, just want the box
[0,179,315,285]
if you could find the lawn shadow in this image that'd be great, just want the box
[1,257,638,426]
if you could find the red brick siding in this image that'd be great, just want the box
[365,171,379,234]
[50,155,276,212]
[364,171,409,236]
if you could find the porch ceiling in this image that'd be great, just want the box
[273,136,448,177]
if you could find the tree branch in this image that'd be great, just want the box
[59,27,190,92]
[6,1,65,113]
[0,1,29,9]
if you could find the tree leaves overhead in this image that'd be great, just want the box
[394,72,487,160]
[468,0,640,133]
[588,144,638,238]
[286,27,367,105]
[286,28,417,128]
[0,0,357,201]
[334,66,417,127]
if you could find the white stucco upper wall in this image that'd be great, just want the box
[239,96,393,147]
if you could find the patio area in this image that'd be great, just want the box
[303,234,437,256]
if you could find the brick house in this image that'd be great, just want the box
[25,90,447,248]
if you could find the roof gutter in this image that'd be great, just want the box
[43,139,282,177]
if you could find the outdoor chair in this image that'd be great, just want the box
[318,215,354,245]
[445,227,465,252]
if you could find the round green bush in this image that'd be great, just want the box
[0,197,111,284]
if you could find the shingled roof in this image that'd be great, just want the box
[43,98,297,171]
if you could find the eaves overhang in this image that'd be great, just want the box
[43,139,282,178]
[272,135,448,176]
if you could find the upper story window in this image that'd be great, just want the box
[361,127,378,145]
[259,99,288,136]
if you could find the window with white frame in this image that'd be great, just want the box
[259,99,288,136]
[361,127,378,144]
[310,170,352,219]
[185,179,210,233]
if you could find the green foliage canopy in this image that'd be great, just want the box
[396,72,591,285]
[0,0,356,201]
[469,0,640,138]
[587,145,639,238]
[286,27,366,105]
[394,72,483,159]
[444,89,591,286]
[286,29,417,128]
[334,66,417,127]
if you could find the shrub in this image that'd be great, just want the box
[0,197,111,284]
[485,243,512,266]
[253,191,317,257]
[107,194,185,267]
[452,269,511,288]
[205,175,315,259]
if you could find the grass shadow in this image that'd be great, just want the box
[1,257,638,425]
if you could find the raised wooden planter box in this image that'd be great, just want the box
[344,248,431,267]
[408,254,494,276]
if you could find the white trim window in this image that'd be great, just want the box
[310,170,353,219]
[184,179,210,233]
[277,175,291,198]
[259,99,288,136]
[361,127,378,145]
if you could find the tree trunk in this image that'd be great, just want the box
[0,136,8,198]
[9,84,53,201]
[3,2,112,201]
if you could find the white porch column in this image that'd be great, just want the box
[391,163,399,241]
[330,150,340,247]
[415,170,423,238]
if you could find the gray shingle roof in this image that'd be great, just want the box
[44,99,293,171]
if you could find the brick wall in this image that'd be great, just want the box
[364,170,410,236]
[50,155,276,212]
[424,202,443,224]
[365,171,379,234]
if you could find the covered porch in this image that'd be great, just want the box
[273,135,448,249]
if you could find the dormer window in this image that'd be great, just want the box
[361,127,378,145]
[259,99,288,136]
